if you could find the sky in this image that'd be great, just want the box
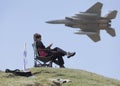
[0,0,120,80]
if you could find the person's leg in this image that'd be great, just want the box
[53,47,67,56]
[49,47,75,68]
[57,56,65,68]
[53,47,76,58]
[51,54,65,68]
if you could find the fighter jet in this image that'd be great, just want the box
[46,2,117,42]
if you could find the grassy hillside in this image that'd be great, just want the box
[0,67,120,86]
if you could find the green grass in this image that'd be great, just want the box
[0,67,120,86]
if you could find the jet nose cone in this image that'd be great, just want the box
[46,20,55,24]
[46,19,67,24]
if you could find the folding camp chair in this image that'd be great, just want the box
[32,42,53,67]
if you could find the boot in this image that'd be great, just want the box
[67,52,76,58]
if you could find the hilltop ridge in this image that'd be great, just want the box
[0,67,120,86]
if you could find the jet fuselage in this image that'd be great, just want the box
[47,17,111,30]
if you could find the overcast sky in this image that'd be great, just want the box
[0,0,120,80]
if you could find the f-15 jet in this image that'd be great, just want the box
[46,2,117,42]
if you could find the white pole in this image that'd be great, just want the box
[23,42,27,71]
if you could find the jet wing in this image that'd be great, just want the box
[82,27,100,42]
[75,27,100,42]
[86,2,103,16]
[87,34,100,42]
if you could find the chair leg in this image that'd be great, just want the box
[34,60,37,67]
[48,61,52,67]
[34,57,53,67]
[34,59,42,67]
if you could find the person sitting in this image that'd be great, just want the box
[33,33,76,68]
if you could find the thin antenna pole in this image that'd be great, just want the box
[23,42,27,71]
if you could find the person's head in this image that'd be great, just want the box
[33,33,41,41]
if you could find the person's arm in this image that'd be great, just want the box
[46,43,53,49]
[36,41,53,52]
[36,41,45,49]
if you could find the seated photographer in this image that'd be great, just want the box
[34,33,76,68]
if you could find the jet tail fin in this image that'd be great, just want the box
[106,28,116,37]
[105,10,117,19]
